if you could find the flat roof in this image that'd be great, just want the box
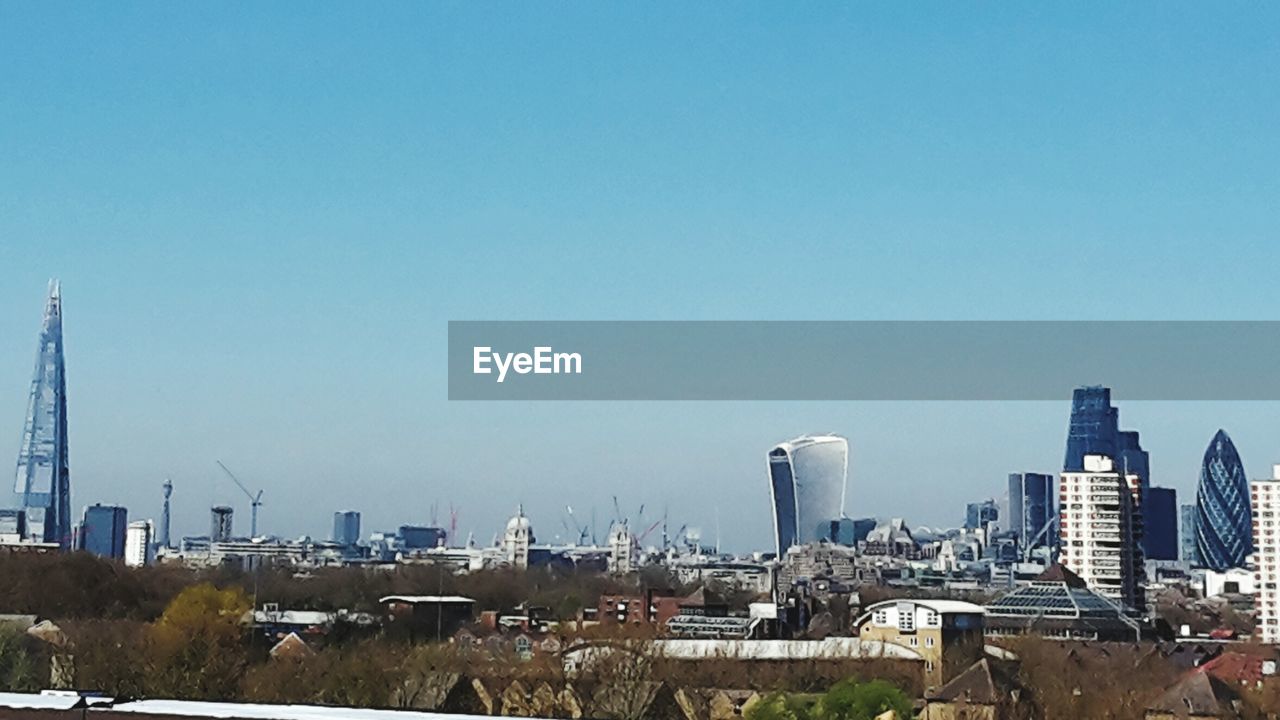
[379,595,476,604]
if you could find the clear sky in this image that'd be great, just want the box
[1,4,1278,550]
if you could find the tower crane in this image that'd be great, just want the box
[216,460,264,538]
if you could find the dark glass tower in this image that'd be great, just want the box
[1064,387,1119,472]
[1144,487,1179,562]
[1009,472,1055,551]
[12,281,71,549]
[1195,429,1252,571]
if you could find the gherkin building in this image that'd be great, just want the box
[1195,429,1251,571]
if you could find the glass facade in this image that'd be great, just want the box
[1063,386,1119,472]
[767,434,847,555]
[12,282,71,548]
[333,510,361,546]
[1180,504,1201,565]
[1195,429,1252,571]
[80,504,127,559]
[1144,486,1178,561]
[1008,472,1055,551]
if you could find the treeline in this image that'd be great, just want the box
[0,552,674,621]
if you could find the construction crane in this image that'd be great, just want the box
[216,460,264,538]
[565,505,590,545]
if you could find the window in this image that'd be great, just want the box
[873,610,888,625]
[926,636,935,647]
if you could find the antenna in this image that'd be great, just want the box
[216,460,264,537]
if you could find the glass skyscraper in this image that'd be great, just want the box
[767,434,848,555]
[1008,472,1055,551]
[1144,486,1179,562]
[12,281,72,549]
[1064,386,1120,472]
[1180,503,1201,565]
[333,510,361,546]
[79,504,127,559]
[1195,429,1252,571]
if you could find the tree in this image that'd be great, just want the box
[813,679,913,720]
[0,626,42,692]
[148,583,251,699]
[746,691,815,720]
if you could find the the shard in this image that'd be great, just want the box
[12,281,71,549]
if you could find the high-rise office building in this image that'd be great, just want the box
[333,510,361,546]
[964,499,999,533]
[1252,465,1280,645]
[1195,429,1252,571]
[211,505,234,542]
[12,281,72,549]
[1008,472,1055,552]
[1063,387,1120,472]
[80,504,127,559]
[1180,504,1202,565]
[1144,487,1179,561]
[1059,455,1144,609]
[398,524,445,549]
[124,520,154,567]
[1062,387,1154,560]
[767,434,849,555]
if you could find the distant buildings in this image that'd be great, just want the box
[10,281,72,549]
[1195,429,1252,572]
[79,504,127,559]
[766,434,848,556]
[398,524,445,549]
[1008,472,1055,554]
[964,499,998,533]
[1059,455,1143,609]
[503,507,533,569]
[333,511,361,546]
[124,520,154,567]
[211,505,234,542]
[1251,465,1280,645]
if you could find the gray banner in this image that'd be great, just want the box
[447,321,1280,401]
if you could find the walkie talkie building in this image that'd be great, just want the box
[767,434,848,555]
[13,281,72,549]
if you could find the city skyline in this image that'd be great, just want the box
[3,5,1280,551]
[7,282,1280,552]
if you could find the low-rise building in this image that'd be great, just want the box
[854,598,986,690]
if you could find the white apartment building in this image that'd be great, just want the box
[124,519,154,567]
[1058,454,1143,608]
[1252,465,1280,644]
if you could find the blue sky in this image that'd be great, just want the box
[1,4,1278,549]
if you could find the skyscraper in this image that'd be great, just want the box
[1195,429,1252,571]
[1180,504,1201,565]
[1008,472,1055,552]
[1059,454,1144,609]
[79,504,127,559]
[12,281,72,549]
[1063,387,1120,472]
[333,510,361,546]
[1251,465,1280,645]
[767,434,848,555]
[1062,387,1155,559]
[1144,487,1179,562]
[964,499,999,533]
[211,505,234,542]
